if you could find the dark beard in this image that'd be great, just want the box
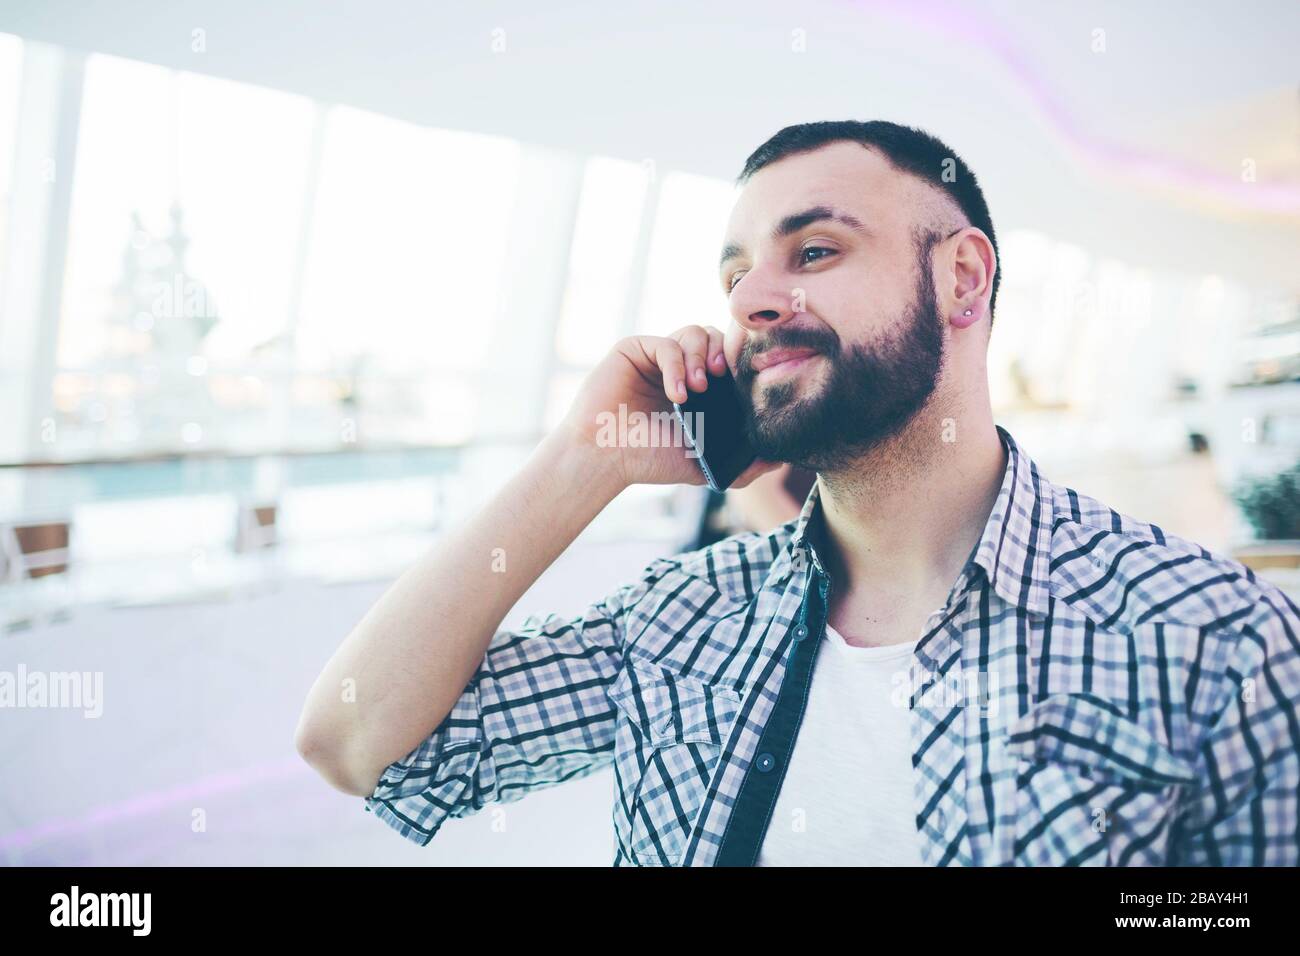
[733,250,945,472]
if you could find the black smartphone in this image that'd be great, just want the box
[672,368,759,491]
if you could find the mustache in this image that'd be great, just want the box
[737,324,840,380]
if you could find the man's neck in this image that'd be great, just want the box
[815,409,1007,608]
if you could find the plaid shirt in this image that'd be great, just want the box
[364,425,1300,866]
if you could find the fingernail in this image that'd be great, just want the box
[676,380,686,400]
[695,368,706,382]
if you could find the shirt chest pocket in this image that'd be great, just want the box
[1005,693,1197,866]
[608,658,743,866]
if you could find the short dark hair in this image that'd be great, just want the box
[737,120,1001,324]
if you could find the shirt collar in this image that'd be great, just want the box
[774,424,1055,616]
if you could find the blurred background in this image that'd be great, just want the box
[0,0,1297,866]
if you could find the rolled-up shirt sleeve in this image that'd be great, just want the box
[363,566,658,846]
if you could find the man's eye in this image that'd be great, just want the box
[800,246,836,265]
[728,247,834,293]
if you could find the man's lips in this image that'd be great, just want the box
[751,347,820,377]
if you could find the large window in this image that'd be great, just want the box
[544,167,735,430]
[0,33,23,310]
[635,171,736,336]
[544,156,651,429]
[58,54,315,456]
[295,107,521,445]
[53,56,522,457]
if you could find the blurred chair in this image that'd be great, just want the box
[234,502,278,553]
[2,520,72,581]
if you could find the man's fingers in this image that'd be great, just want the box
[652,338,689,404]
[672,326,711,392]
[622,325,729,408]
[706,327,727,375]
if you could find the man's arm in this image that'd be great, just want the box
[293,427,624,797]
[294,326,778,800]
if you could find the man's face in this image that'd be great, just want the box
[719,142,948,472]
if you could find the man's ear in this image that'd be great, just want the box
[950,305,982,330]
[948,228,995,324]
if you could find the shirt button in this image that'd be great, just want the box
[793,624,809,641]
[755,752,777,773]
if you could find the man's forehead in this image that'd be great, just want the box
[725,144,910,241]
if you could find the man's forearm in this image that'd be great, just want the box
[295,428,625,796]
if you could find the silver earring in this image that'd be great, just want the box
[963,309,973,316]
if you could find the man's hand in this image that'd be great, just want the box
[556,325,781,489]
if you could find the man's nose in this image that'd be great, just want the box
[729,267,801,333]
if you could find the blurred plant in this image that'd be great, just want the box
[1232,460,1300,540]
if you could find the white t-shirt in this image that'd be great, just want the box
[755,622,925,866]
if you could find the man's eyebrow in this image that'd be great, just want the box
[718,205,870,270]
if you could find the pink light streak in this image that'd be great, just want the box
[852,0,1300,215]
[0,755,313,856]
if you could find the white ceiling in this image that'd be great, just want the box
[3,0,1298,293]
